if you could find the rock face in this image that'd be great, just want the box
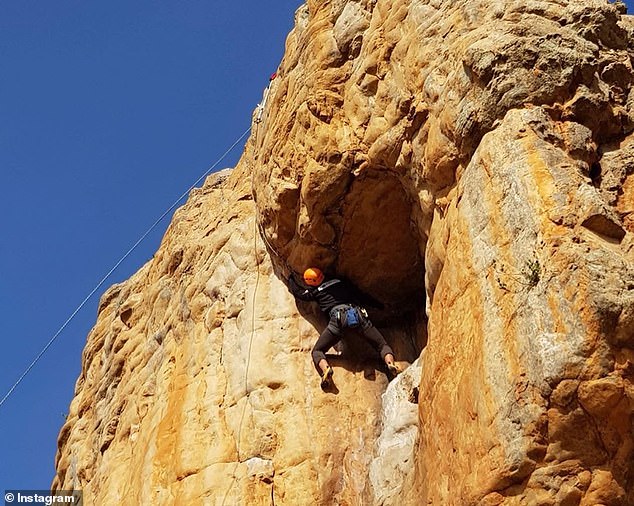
[54,0,634,505]
[53,167,421,505]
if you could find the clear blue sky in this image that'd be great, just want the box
[0,0,300,490]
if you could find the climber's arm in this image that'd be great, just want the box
[288,274,315,301]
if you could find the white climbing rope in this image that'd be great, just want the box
[220,108,267,505]
[0,125,252,410]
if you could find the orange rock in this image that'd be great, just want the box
[54,0,634,504]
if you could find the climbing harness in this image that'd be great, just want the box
[343,307,362,328]
[330,304,369,329]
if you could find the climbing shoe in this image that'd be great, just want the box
[387,363,401,378]
[320,366,334,389]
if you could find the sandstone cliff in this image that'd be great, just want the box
[54,1,634,504]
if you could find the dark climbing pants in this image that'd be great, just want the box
[311,308,393,370]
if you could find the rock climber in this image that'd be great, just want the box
[288,267,400,389]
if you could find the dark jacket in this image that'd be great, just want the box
[288,275,383,315]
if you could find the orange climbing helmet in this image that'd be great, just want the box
[303,267,324,286]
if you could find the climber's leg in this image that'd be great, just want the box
[319,362,334,389]
[312,318,342,387]
[360,322,400,377]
